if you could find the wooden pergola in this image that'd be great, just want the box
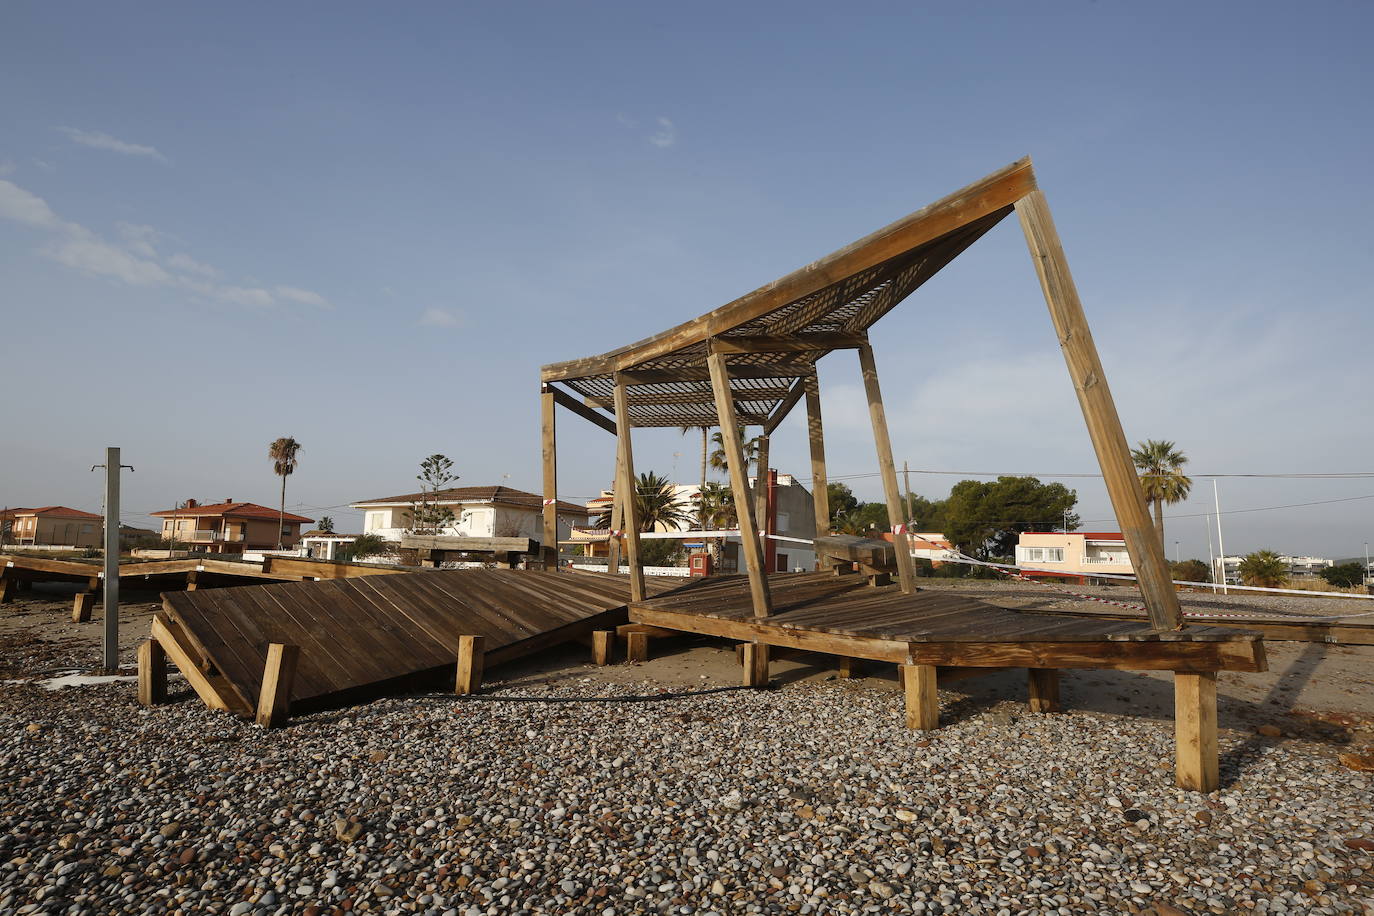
[539,156,1183,633]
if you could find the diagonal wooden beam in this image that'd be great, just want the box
[612,375,646,603]
[546,384,617,436]
[762,376,810,435]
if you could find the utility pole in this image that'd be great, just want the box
[1174,540,1179,564]
[1213,480,1227,596]
[1206,512,1216,594]
[92,448,133,674]
[903,461,913,529]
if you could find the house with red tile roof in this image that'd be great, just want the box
[350,485,587,547]
[149,499,314,554]
[1,506,104,548]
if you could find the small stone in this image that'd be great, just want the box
[230,904,251,916]
[1024,846,1042,858]
[369,750,387,763]
[374,883,395,898]
[177,847,195,865]
[159,823,181,839]
[1345,837,1374,851]
[102,865,123,878]
[1256,724,1282,738]
[894,809,917,823]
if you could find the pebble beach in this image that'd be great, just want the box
[3,626,1374,915]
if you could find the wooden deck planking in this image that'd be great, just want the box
[628,574,1263,670]
[160,568,677,713]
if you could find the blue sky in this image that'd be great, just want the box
[2,1,1371,560]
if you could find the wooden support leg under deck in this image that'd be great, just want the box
[837,656,859,679]
[72,582,98,623]
[591,630,613,665]
[138,639,168,706]
[256,643,301,728]
[1028,668,1061,713]
[902,663,939,730]
[0,573,16,604]
[742,642,769,688]
[1175,672,1219,792]
[455,635,486,695]
[625,631,649,663]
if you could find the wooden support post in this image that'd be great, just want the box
[754,432,770,544]
[606,445,624,574]
[1027,668,1061,713]
[591,630,613,665]
[1016,189,1182,631]
[1175,672,1218,792]
[901,663,939,730]
[138,639,167,706]
[611,376,646,603]
[742,641,769,688]
[837,656,859,679]
[804,375,830,542]
[72,580,98,623]
[856,341,917,595]
[706,351,772,617]
[0,573,15,604]
[540,385,559,570]
[455,635,486,695]
[255,643,300,728]
[625,630,649,663]
[185,569,199,592]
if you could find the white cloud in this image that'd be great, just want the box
[273,285,328,307]
[0,179,63,229]
[44,228,172,286]
[165,252,220,278]
[57,126,167,162]
[648,117,676,148]
[116,221,160,258]
[32,159,54,172]
[0,177,330,309]
[419,307,463,327]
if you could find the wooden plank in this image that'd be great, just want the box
[904,639,1264,672]
[902,664,939,729]
[138,639,167,706]
[541,386,559,568]
[256,643,300,728]
[709,332,869,354]
[541,158,1035,382]
[592,630,613,665]
[1016,188,1181,630]
[631,605,912,663]
[1028,668,1060,713]
[856,341,916,595]
[742,642,769,687]
[707,351,772,618]
[584,386,794,408]
[762,377,809,436]
[617,364,818,386]
[612,376,646,604]
[455,635,485,695]
[804,375,829,544]
[260,556,401,579]
[547,384,617,435]
[1175,672,1218,792]
[150,614,237,713]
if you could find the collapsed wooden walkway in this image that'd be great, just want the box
[148,569,682,717]
[628,574,1266,791]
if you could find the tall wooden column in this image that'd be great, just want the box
[754,435,773,573]
[606,445,624,573]
[540,385,559,570]
[611,376,646,603]
[856,341,917,594]
[1016,189,1182,630]
[804,375,830,542]
[706,351,772,617]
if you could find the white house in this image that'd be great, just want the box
[350,486,588,547]
[1213,554,1333,586]
[1015,531,1134,580]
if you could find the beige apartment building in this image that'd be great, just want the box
[1,506,104,548]
[150,499,314,553]
[1015,531,1133,581]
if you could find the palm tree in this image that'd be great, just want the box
[317,515,335,533]
[268,437,302,549]
[595,471,693,533]
[1131,439,1191,549]
[1239,550,1288,588]
[708,427,760,479]
[698,481,736,529]
[679,425,711,526]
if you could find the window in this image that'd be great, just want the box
[776,553,789,572]
[775,512,790,532]
[1022,547,1064,563]
[366,512,388,531]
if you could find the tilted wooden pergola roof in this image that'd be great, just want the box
[541,157,1036,429]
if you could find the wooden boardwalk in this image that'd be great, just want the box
[153,569,683,716]
[629,573,1266,791]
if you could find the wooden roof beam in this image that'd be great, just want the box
[762,376,810,435]
[708,332,868,354]
[583,385,794,409]
[541,157,1036,382]
[617,363,817,385]
[544,384,617,436]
